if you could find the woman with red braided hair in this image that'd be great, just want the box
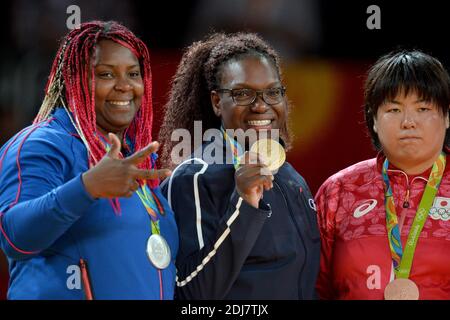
[0,21,177,299]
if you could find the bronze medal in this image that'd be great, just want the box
[384,278,419,300]
[146,234,171,270]
[250,138,286,172]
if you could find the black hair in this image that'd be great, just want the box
[364,49,450,150]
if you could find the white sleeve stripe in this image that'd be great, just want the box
[176,197,243,288]
[226,202,241,226]
[167,158,191,208]
[193,159,209,250]
[214,228,230,249]
[167,158,208,250]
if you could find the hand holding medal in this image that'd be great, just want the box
[235,151,273,208]
[234,139,285,208]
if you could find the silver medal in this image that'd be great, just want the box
[146,234,171,270]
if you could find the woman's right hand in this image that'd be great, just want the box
[82,133,171,199]
[235,151,274,208]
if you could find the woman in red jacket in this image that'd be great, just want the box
[315,50,450,300]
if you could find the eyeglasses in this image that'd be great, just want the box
[216,87,286,106]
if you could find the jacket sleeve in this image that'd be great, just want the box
[162,163,271,300]
[314,177,340,300]
[0,134,96,260]
[296,176,321,299]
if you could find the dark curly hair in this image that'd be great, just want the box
[364,49,450,150]
[159,32,292,168]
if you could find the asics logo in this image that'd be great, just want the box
[353,199,378,218]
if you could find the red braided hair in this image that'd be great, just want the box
[35,21,157,188]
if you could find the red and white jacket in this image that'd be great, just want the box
[315,153,450,300]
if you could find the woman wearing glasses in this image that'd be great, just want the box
[159,32,320,299]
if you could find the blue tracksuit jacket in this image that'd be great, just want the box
[0,108,178,299]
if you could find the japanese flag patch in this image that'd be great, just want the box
[429,197,450,221]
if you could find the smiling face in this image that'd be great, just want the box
[374,91,449,173]
[210,55,287,133]
[94,39,144,137]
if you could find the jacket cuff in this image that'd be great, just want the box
[229,189,271,218]
[54,173,96,219]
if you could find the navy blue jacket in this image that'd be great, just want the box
[161,140,320,300]
[0,108,178,299]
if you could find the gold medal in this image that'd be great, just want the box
[384,278,419,300]
[146,234,171,270]
[250,138,286,172]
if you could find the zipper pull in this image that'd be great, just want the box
[403,188,410,208]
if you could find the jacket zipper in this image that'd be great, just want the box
[273,180,306,299]
[387,169,429,209]
[403,178,411,208]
